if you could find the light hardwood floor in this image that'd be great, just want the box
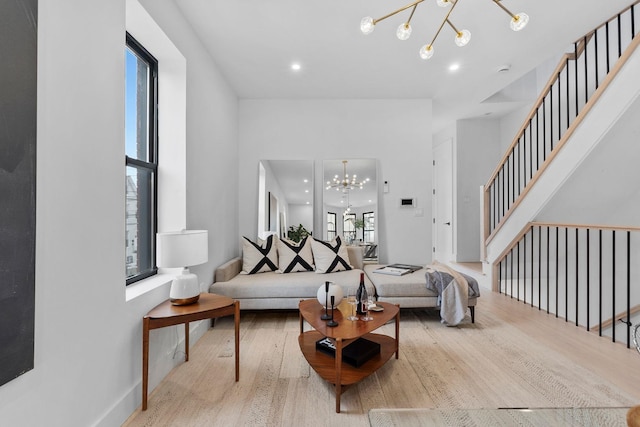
[124,270,640,426]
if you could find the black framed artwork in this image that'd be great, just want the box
[0,0,38,387]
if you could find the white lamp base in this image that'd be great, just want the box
[170,268,200,305]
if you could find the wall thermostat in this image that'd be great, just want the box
[400,198,415,207]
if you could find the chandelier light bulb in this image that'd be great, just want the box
[437,0,451,7]
[396,23,412,40]
[361,16,375,34]
[419,44,434,60]
[510,12,529,31]
[454,29,471,47]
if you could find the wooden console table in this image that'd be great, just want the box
[142,293,240,410]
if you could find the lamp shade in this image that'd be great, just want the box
[157,230,208,268]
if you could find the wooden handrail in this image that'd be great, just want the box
[483,2,640,249]
[592,305,640,332]
[487,0,640,187]
[491,221,640,291]
[484,31,640,247]
[484,36,593,188]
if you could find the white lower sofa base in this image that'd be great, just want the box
[217,298,314,311]
[377,295,477,323]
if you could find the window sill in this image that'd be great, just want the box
[125,274,174,302]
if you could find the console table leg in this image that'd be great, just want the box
[142,317,150,411]
[184,322,189,362]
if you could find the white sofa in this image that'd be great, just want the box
[210,246,376,310]
[363,264,479,322]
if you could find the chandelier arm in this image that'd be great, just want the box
[373,0,424,25]
[446,19,461,35]
[492,0,517,20]
[427,0,461,46]
[407,4,418,24]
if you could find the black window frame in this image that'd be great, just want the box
[343,212,356,242]
[125,32,159,286]
[363,211,375,243]
[327,212,337,241]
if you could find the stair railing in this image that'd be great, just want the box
[483,2,640,245]
[493,222,640,349]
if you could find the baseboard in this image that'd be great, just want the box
[94,319,211,427]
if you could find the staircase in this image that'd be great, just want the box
[482,2,640,349]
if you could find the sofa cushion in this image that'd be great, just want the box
[345,245,364,270]
[242,235,278,274]
[215,257,242,282]
[211,269,375,300]
[311,236,352,273]
[277,236,314,273]
[364,264,439,298]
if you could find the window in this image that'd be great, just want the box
[363,211,375,243]
[343,213,356,243]
[327,212,336,241]
[125,33,158,285]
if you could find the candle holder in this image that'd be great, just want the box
[327,295,339,327]
[320,281,331,320]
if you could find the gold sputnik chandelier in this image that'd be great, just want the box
[360,0,529,60]
[326,160,370,193]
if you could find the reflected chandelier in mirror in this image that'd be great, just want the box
[323,159,377,259]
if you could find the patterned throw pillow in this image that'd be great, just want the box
[276,236,315,273]
[310,236,353,274]
[241,235,278,274]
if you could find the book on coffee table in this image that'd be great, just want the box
[373,263,422,276]
[316,337,381,367]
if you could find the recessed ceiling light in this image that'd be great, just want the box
[449,63,460,72]
[291,63,301,71]
[303,179,308,183]
[305,189,309,193]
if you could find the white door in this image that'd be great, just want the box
[433,140,453,262]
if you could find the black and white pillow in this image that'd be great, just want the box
[241,235,278,274]
[310,236,353,274]
[277,237,315,273]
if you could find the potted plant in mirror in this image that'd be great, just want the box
[288,224,310,243]
[346,218,365,245]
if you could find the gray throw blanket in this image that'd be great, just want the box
[425,261,480,326]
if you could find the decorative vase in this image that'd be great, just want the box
[316,282,344,308]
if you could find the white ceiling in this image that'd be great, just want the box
[175,0,632,131]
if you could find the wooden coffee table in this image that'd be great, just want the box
[298,299,399,413]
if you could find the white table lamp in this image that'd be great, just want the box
[157,230,208,305]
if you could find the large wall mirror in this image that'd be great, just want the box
[258,160,314,241]
[323,159,378,260]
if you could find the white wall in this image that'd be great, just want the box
[238,99,433,265]
[288,204,313,237]
[455,119,502,262]
[0,1,239,426]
